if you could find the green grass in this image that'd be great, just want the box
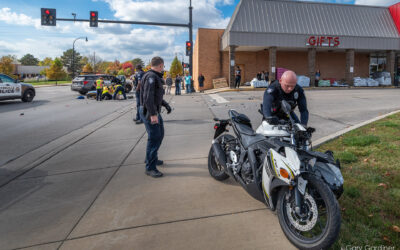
[317,113,400,249]
[25,80,71,86]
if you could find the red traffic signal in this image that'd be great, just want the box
[90,11,98,27]
[186,41,192,56]
[41,8,56,26]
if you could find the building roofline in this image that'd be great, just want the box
[260,0,391,9]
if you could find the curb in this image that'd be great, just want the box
[32,83,72,88]
[313,109,400,148]
[203,86,399,95]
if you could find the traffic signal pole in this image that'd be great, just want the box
[43,2,194,77]
[189,0,193,78]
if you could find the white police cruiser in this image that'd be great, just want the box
[0,74,35,102]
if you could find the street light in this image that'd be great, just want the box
[71,36,88,78]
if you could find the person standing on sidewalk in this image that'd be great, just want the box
[235,66,241,88]
[175,74,181,95]
[165,74,172,95]
[185,73,192,94]
[96,77,104,101]
[140,56,172,178]
[198,73,205,93]
[134,65,145,124]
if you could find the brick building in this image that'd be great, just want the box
[193,0,400,90]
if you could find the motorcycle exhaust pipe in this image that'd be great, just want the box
[212,142,227,169]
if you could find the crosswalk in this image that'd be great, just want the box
[209,94,229,103]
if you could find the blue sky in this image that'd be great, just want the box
[0,0,396,67]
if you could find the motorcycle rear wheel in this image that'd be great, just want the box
[277,174,341,250]
[207,134,234,181]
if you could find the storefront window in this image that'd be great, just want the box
[369,56,386,77]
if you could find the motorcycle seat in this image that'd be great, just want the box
[234,121,256,136]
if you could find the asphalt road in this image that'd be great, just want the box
[0,86,133,167]
[204,88,400,141]
[0,87,399,250]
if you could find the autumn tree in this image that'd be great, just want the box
[124,68,132,76]
[117,69,125,75]
[122,61,133,72]
[169,56,183,78]
[39,57,53,66]
[97,61,112,74]
[106,60,121,75]
[20,53,39,66]
[46,58,67,82]
[0,55,15,76]
[82,63,94,74]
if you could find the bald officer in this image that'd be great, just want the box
[262,70,309,126]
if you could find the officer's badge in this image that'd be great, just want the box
[267,88,274,94]
[149,77,154,84]
[294,92,299,100]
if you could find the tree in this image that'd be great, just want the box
[46,58,67,82]
[97,61,112,74]
[39,57,53,66]
[60,49,83,76]
[106,60,121,75]
[124,68,132,76]
[20,54,39,66]
[82,63,93,74]
[117,69,125,75]
[0,56,15,76]
[131,58,144,69]
[169,56,183,78]
[122,61,133,72]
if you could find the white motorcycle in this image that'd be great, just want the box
[208,100,343,249]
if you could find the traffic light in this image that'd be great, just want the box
[90,11,98,27]
[41,8,56,26]
[185,41,192,56]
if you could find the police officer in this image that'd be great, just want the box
[96,77,104,101]
[140,56,172,178]
[262,70,309,126]
[133,65,145,124]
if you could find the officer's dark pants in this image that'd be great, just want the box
[102,93,112,100]
[139,107,164,171]
[113,86,126,100]
[235,76,241,88]
[134,90,141,121]
[96,89,102,101]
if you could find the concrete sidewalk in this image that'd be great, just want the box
[0,95,294,249]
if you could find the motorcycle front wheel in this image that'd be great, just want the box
[277,174,341,250]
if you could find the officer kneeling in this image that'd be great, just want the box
[262,70,309,126]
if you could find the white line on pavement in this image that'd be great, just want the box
[209,94,229,104]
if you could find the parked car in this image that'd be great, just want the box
[71,74,132,95]
[0,74,35,102]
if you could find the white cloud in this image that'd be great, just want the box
[99,0,232,29]
[0,0,234,68]
[355,0,398,6]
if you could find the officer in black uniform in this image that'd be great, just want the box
[140,56,172,178]
[262,70,309,126]
[133,64,145,124]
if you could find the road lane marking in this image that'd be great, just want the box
[209,94,229,103]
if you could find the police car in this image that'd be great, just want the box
[0,74,35,102]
